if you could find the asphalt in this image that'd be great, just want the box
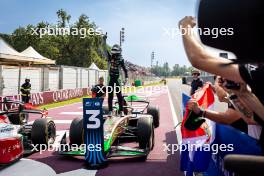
[0,84,185,176]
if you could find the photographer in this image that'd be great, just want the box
[190,69,203,95]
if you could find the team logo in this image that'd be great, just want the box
[85,101,92,107]
[94,102,100,107]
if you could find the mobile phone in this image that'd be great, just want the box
[225,80,240,90]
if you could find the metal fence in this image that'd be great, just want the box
[182,75,215,85]
[0,64,160,97]
[0,65,108,96]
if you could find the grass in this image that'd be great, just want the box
[38,81,162,110]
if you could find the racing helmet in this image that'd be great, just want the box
[111,44,122,54]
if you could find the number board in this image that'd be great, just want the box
[83,98,107,167]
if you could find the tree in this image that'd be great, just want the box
[0,9,108,70]
[56,9,71,27]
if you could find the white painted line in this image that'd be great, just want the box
[53,120,73,124]
[60,112,82,115]
[130,104,148,107]
[167,85,182,144]
[53,130,68,148]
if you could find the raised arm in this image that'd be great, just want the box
[179,16,244,83]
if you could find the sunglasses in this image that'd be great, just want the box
[192,73,199,76]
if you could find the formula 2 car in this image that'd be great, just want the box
[59,98,155,167]
[103,94,160,128]
[0,99,56,165]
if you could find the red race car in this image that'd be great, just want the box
[0,113,23,164]
[0,99,56,165]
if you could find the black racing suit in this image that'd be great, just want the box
[107,54,128,112]
[20,82,31,103]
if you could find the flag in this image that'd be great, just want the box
[180,83,215,175]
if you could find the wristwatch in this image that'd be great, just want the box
[197,108,206,117]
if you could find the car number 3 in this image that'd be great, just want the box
[86,110,100,129]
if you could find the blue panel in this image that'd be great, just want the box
[83,98,107,168]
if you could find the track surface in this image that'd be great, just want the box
[0,81,191,176]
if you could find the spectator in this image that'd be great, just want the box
[178,16,264,120]
[188,76,248,133]
[179,16,264,148]
[190,69,203,95]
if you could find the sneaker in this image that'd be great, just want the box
[108,111,113,117]
[120,111,125,117]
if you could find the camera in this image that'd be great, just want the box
[224,80,240,90]
[198,0,264,63]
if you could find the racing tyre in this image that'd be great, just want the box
[147,106,160,128]
[31,118,56,145]
[137,116,154,150]
[69,117,83,145]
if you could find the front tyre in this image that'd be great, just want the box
[69,117,84,145]
[137,116,154,150]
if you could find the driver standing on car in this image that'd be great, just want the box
[20,78,31,103]
[107,44,128,117]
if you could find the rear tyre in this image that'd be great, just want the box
[147,106,160,128]
[69,117,83,145]
[137,116,154,150]
[31,118,56,145]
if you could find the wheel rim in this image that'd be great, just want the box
[47,122,56,144]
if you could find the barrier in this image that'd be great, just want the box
[206,124,262,176]
[0,87,90,110]
[0,65,106,96]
